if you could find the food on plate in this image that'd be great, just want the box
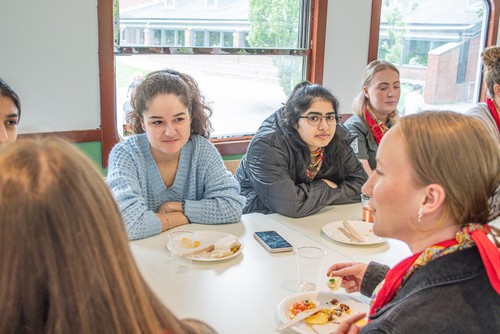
[181,237,200,248]
[210,235,241,258]
[327,274,342,291]
[305,311,329,325]
[193,234,242,259]
[288,298,352,325]
[289,299,317,318]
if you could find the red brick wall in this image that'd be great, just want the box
[424,35,480,104]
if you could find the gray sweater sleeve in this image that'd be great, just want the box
[360,261,390,297]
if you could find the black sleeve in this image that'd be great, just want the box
[360,261,390,297]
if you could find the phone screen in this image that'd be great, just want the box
[254,231,292,251]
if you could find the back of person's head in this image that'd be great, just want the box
[398,111,500,226]
[128,69,212,137]
[352,60,399,117]
[0,78,21,121]
[282,81,339,130]
[481,46,500,98]
[0,138,215,334]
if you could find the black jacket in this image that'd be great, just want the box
[361,247,500,333]
[235,109,368,217]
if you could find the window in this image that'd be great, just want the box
[376,0,489,115]
[114,0,323,140]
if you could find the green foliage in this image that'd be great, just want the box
[247,0,301,95]
[247,0,300,48]
[379,0,407,64]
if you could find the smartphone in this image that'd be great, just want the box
[254,231,293,253]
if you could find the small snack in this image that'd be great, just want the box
[305,311,329,325]
[210,235,241,258]
[327,274,342,291]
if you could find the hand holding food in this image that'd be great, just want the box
[327,274,343,291]
[326,262,368,293]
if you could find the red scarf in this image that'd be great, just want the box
[364,106,393,145]
[369,225,500,316]
[486,98,500,133]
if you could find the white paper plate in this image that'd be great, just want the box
[168,230,243,262]
[322,220,385,245]
[277,291,369,334]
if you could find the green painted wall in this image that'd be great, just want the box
[222,154,244,161]
[75,141,106,175]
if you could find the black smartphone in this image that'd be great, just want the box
[254,231,293,253]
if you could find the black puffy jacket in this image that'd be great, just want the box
[235,108,368,217]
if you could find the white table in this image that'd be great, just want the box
[268,203,411,267]
[129,205,412,334]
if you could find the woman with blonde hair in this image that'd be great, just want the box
[344,60,400,176]
[328,111,500,333]
[466,45,500,144]
[0,137,216,334]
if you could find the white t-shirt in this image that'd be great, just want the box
[404,91,425,115]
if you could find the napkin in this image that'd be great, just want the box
[210,235,241,258]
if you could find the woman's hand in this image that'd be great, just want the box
[157,211,189,231]
[322,179,338,189]
[159,201,183,213]
[331,312,367,334]
[326,262,368,293]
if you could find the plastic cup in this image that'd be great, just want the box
[167,231,195,274]
[361,194,374,223]
[296,246,326,292]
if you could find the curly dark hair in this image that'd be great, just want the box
[127,69,212,137]
[279,81,349,183]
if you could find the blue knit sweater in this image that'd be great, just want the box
[107,134,245,240]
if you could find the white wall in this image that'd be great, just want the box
[322,0,373,115]
[0,0,100,134]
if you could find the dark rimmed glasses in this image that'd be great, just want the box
[298,114,338,126]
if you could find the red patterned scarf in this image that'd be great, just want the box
[486,98,500,133]
[369,224,500,317]
[364,105,396,145]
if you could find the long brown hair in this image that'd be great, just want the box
[399,111,500,226]
[0,138,216,334]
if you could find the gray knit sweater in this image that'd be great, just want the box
[107,134,245,240]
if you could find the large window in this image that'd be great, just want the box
[114,0,318,139]
[376,0,489,115]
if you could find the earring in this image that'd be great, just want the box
[417,207,423,224]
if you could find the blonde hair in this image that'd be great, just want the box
[352,60,400,122]
[398,111,500,226]
[481,46,500,98]
[0,138,216,334]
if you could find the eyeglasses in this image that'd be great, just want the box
[298,114,338,126]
